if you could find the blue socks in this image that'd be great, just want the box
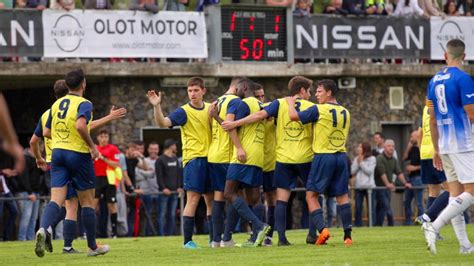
[232,197,264,231]
[308,215,317,238]
[40,201,60,231]
[183,216,195,245]
[252,204,265,223]
[223,205,239,241]
[63,219,77,248]
[207,215,213,243]
[338,203,352,239]
[81,207,97,250]
[310,209,326,233]
[426,191,449,221]
[211,201,225,242]
[275,200,288,242]
[51,206,66,230]
[267,206,275,238]
[426,196,436,210]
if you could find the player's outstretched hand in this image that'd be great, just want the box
[285,96,297,106]
[237,147,247,163]
[147,90,162,106]
[35,157,48,171]
[432,151,443,171]
[109,105,127,120]
[221,121,236,131]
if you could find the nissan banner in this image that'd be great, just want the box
[42,10,208,58]
[430,17,474,60]
[294,16,430,59]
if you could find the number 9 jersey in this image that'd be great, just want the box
[47,94,93,153]
[426,67,474,154]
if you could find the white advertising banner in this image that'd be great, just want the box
[42,10,208,58]
[430,17,474,60]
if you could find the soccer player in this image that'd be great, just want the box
[222,76,315,245]
[35,69,109,257]
[212,78,270,247]
[30,80,126,253]
[423,39,474,255]
[147,77,214,249]
[414,105,449,227]
[286,79,353,246]
[254,85,277,246]
[207,77,243,247]
[93,129,121,238]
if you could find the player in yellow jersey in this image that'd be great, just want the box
[287,79,353,247]
[207,77,244,247]
[253,84,277,246]
[212,78,271,247]
[35,69,109,258]
[147,77,213,249]
[414,105,450,226]
[30,80,126,254]
[222,76,315,245]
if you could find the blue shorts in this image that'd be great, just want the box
[209,163,229,192]
[183,158,212,194]
[263,171,276,192]
[274,162,311,190]
[421,159,447,185]
[226,164,263,188]
[51,149,96,191]
[48,163,78,199]
[306,153,349,197]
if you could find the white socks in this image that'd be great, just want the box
[451,213,471,247]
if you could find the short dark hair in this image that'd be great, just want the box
[53,79,68,99]
[317,79,338,97]
[252,82,263,92]
[133,140,144,146]
[65,69,85,91]
[98,128,109,135]
[288,76,313,95]
[374,132,385,139]
[446,39,465,60]
[148,141,159,147]
[235,78,254,93]
[187,77,205,89]
[230,77,246,88]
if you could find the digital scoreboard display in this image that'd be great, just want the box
[221,6,287,62]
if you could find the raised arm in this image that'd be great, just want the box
[222,110,268,131]
[90,105,127,132]
[147,90,172,128]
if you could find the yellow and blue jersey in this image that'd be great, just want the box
[262,102,276,172]
[46,94,93,154]
[230,97,264,168]
[420,105,435,160]
[298,103,350,154]
[34,109,53,162]
[263,98,314,164]
[208,94,241,164]
[168,102,212,166]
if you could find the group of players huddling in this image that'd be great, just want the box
[31,38,474,257]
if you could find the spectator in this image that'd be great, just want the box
[266,0,293,6]
[15,0,26,8]
[82,0,113,9]
[293,0,311,16]
[457,0,473,15]
[0,150,19,241]
[393,0,424,16]
[16,146,42,241]
[25,0,47,9]
[0,0,13,8]
[323,0,349,14]
[156,139,183,236]
[351,141,376,227]
[50,0,75,10]
[195,0,218,11]
[366,0,386,14]
[372,132,398,159]
[135,142,159,236]
[374,139,411,226]
[164,0,187,11]
[444,0,459,15]
[115,150,130,236]
[343,0,366,15]
[402,130,424,225]
[419,0,445,17]
[130,0,158,14]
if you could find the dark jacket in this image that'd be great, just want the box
[16,150,43,195]
[155,154,182,191]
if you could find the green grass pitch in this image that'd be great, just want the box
[1,225,473,265]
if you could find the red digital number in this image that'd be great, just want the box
[252,39,263,60]
[230,12,236,32]
[274,15,280,33]
[240,38,249,60]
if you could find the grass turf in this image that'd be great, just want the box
[1,225,473,265]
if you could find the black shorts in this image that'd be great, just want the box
[95,176,117,203]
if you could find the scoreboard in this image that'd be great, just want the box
[220,6,287,62]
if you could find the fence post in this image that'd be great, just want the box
[368,188,373,228]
